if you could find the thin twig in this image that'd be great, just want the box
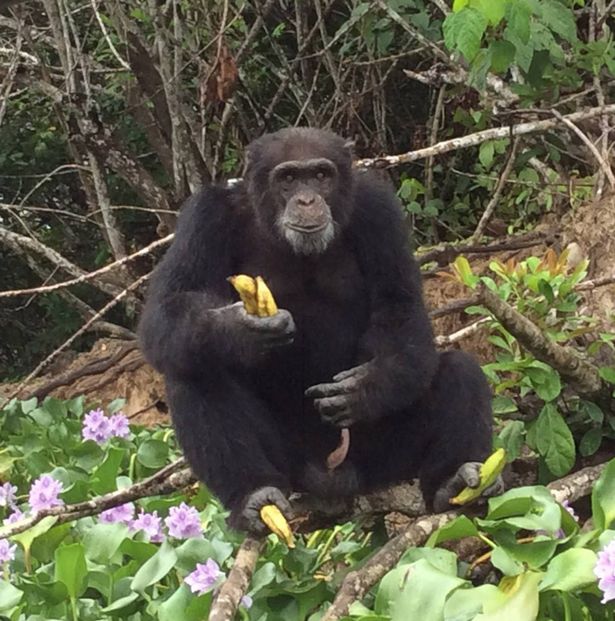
[550,109,615,190]
[469,138,520,243]
[434,318,490,346]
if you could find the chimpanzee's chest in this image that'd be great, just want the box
[236,243,370,384]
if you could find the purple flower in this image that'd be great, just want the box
[108,413,130,439]
[28,474,64,512]
[184,559,224,595]
[99,502,135,525]
[595,539,615,604]
[0,483,17,508]
[131,510,164,542]
[82,408,111,444]
[165,502,203,539]
[562,500,578,522]
[3,508,25,526]
[0,539,16,564]
[241,595,253,609]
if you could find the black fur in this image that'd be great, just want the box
[138,128,493,531]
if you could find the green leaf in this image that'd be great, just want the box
[476,0,506,25]
[400,548,459,575]
[136,439,169,469]
[0,580,22,612]
[475,571,542,621]
[444,584,502,620]
[579,428,602,457]
[91,446,127,494]
[101,592,140,613]
[498,421,525,461]
[55,543,88,600]
[504,0,534,71]
[540,0,578,43]
[599,366,615,384]
[159,585,212,621]
[452,0,469,10]
[479,141,495,168]
[490,40,516,73]
[539,548,598,592]
[491,546,524,576]
[175,537,233,573]
[592,458,615,530]
[443,8,487,61]
[375,558,466,620]
[131,539,177,594]
[12,516,58,556]
[505,0,531,43]
[427,515,478,546]
[83,523,130,564]
[535,404,575,477]
[525,363,561,401]
[20,397,38,414]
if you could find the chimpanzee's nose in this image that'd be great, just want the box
[297,193,315,206]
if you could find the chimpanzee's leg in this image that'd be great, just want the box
[353,350,494,510]
[166,373,292,533]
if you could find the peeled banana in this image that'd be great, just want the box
[259,504,295,548]
[228,274,278,317]
[449,448,506,506]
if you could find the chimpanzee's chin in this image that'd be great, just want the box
[283,223,335,255]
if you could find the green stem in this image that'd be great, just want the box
[70,596,79,621]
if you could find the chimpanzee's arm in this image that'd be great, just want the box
[306,173,438,425]
[138,187,294,379]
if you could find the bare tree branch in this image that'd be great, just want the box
[0,225,123,298]
[356,105,615,169]
[209,537,264,621]
[0,234,172,298]
[478,284,607,401]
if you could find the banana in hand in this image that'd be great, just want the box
[449,448,506,506]
[259,504,295,548]
[228,274,278,317]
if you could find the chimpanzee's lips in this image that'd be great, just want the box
[286,221,330,233]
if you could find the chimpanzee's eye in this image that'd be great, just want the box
[285,173,295,184]
[316,171,325,181]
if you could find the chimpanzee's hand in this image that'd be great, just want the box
[432,462,505,513]
[305,361,373,427]
[225,302,296,349]
[237,486,292,535]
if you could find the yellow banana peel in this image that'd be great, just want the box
[228,274,278,317]
[449,448,506,506]
[259,504,295,547]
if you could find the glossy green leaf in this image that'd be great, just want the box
[592,458,615,530]
[136,439,169,469]
[535,404,575,476]
[0,580,22,612]
[131,539,177,594]
[55,542,88,600]
[539,548,598,592]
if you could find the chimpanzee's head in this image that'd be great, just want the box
[244,128,354,255]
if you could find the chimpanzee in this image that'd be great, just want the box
[138,128,498,534]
